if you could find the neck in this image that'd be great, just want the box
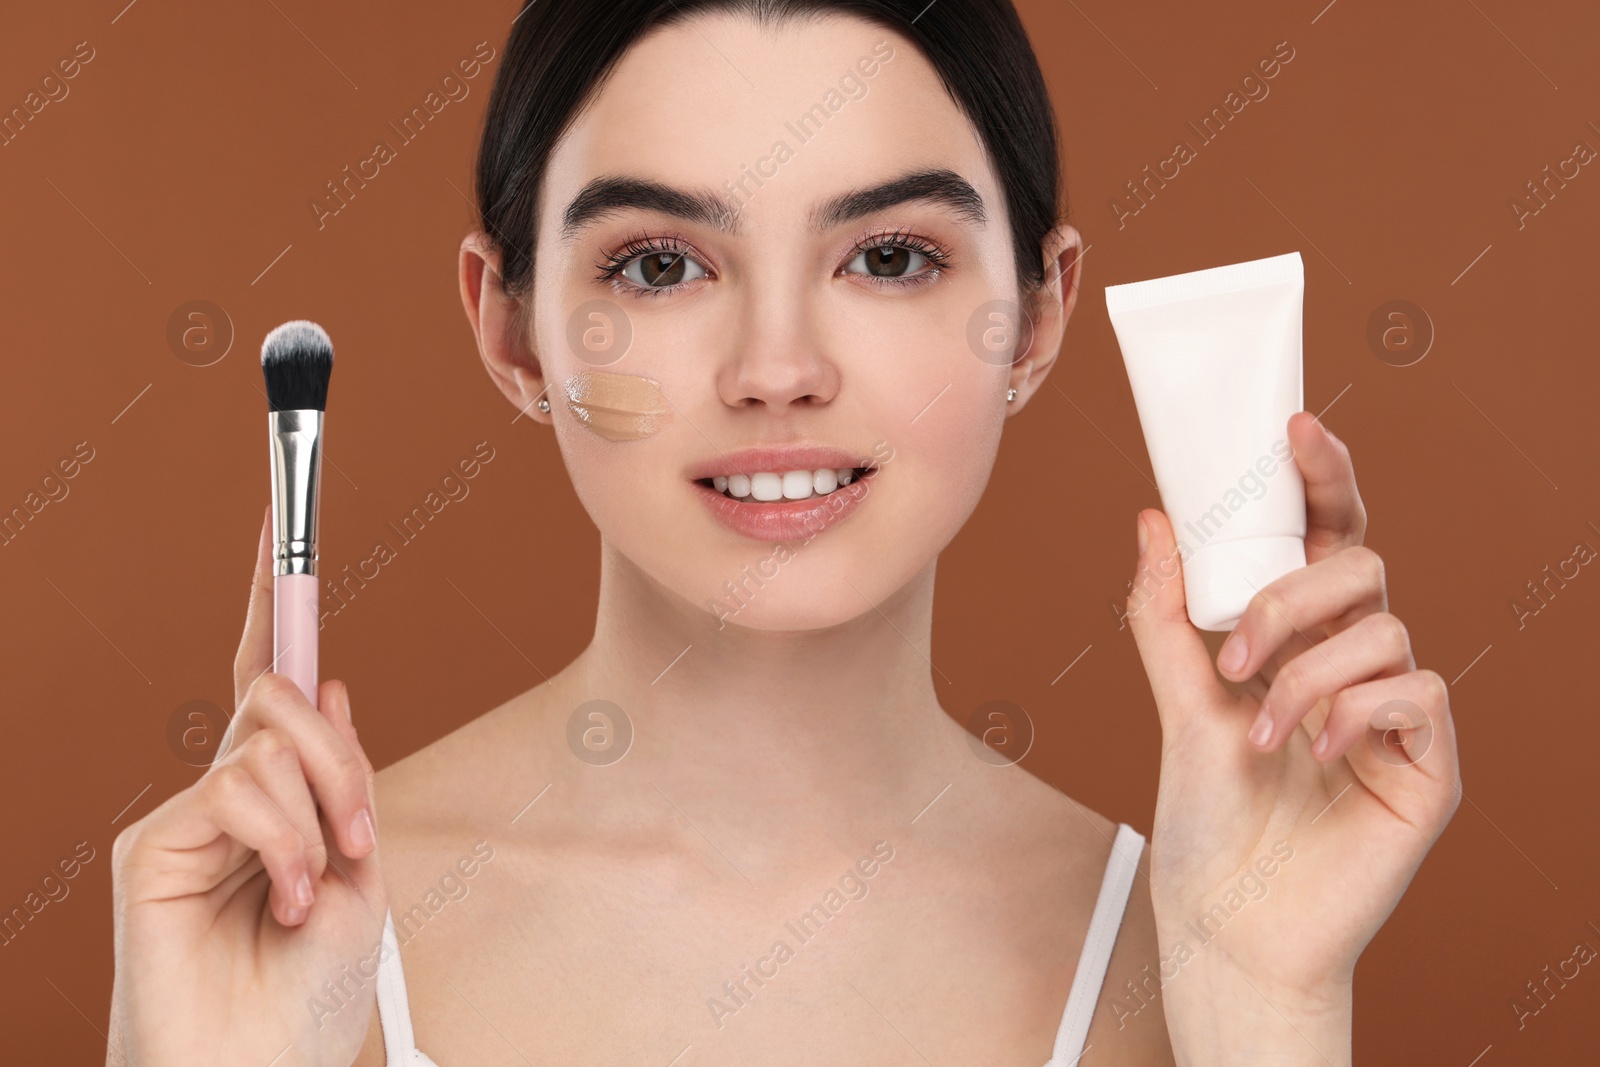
[558,539,964,853]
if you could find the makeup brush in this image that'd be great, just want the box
[262,320,334,706]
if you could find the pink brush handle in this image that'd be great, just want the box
[273,572,320,707]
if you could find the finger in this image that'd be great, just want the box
[234,505,276,708]
[1247,611,1414,752]
[1311,666,1439,762]
[232,726,331,887]
[234,672,377,861]
[1217,545,1389,682]
[319,678,373,778]
[318,678,379,850]
[141,762,319,926]
[1288,411,1367,563]
[1126,508,1234,731]
[1311,670,1461,834]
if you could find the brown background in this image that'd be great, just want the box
[2,0,1596,1060]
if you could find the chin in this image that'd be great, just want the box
[670,509,950,636]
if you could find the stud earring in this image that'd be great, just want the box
[1006,387,1018,402]
[536,397,550,413]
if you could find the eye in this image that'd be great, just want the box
[842,229,951,287]
[595,233,708,296]
[622,249,707,289]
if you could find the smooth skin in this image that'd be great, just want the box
[106,13,1458,1067]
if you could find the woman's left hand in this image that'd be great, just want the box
[1126,410,1461,1059]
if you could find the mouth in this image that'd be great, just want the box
[687,446,882,542]
[693,465,878,502]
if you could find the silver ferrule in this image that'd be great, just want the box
[268,409,324,577]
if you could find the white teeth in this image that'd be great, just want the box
[711,467,868,501]
[751,472,783,501]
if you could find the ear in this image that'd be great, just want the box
[459,231,549,422]
[1007,223,1083,412]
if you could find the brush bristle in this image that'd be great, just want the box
[262,320,334,412]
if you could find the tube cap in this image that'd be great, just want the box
[1182,535,1307,632]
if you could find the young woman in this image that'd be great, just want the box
[107,2,1460,1064]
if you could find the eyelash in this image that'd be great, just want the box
[593,232,694,299]
[592,227,954,298]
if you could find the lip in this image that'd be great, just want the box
[688,444,881,543]
[685,444,881,482]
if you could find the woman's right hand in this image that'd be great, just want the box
[107,507,388,1067]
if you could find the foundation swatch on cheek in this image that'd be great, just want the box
[562,370,672,441]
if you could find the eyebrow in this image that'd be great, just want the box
[558,167,987,241]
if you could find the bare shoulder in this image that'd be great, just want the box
[968,759,1124,886]
[372,683,542,807]
[351,688,554,1067]
[371,679,571,845]
[365,679,588,937]
[990,767,1173,1064]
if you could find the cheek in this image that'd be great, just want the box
[555,421,677,536]
[889,386,1004,533]
[843,313,1008,517]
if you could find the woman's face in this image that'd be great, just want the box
[493,13,1077,631]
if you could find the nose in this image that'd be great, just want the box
[715,285,841,414]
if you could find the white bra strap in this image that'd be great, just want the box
[1047,822,1145,1065]
[375,907,427,1065]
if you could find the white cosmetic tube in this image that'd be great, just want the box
[1105,251,1307,632]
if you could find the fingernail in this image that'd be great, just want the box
[1248,707,1273,747]
[1136,512,1149,557]
[341,682,353,723]
[1218,633,1247,675]
[284,904,306,925]
[350,808,376,854]
[295,871,314,908]
[1311,730,1330,758]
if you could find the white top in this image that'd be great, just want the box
[375,822,1146,1066]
